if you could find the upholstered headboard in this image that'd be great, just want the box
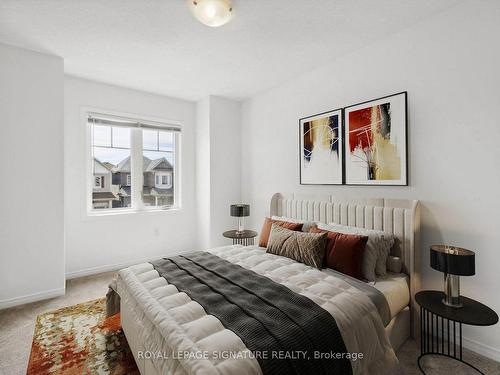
[270,192,421,337]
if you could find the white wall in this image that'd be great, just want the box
[209,96,242,245]
[241,0,500,359]
[0,43,65,308]
[196,97,211,248]
[196,96,242,248]
[64,76,198,277]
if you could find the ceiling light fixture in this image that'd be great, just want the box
[189,0,233,27]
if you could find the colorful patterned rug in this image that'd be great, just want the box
[27,298,139,375]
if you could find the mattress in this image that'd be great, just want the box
[372,273,410,320]
[117,245,398,375]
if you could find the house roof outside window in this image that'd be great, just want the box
[93,192,117,200]
[113,156,173,173]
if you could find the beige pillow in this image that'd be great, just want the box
[266,224,327,269]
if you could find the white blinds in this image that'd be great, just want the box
[88,112,181,132]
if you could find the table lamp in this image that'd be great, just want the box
[230,204,250,233]
[430,245,475,308]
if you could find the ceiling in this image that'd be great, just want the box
[0,0,462,101]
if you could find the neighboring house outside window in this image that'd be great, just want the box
[142,158,174,207]
[112,156,174,207]
[92,159,118,209]
[126,174,131,186]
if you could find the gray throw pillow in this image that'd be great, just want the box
[266,223,327,269]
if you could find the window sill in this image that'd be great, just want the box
[86,206,182,218]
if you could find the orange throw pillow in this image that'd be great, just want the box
[310,227,368,279]
[259,218,303,247]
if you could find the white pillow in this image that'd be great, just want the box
[325,223,395,278]
[271,216,317,233]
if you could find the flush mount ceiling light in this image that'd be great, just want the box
[188,0,233,27]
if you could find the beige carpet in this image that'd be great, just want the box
[0,272,115,375]
[1,271,499,375]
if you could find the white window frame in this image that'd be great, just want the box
[126,174,131,186]
[85,109,182,216]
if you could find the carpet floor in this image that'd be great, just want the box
[1,271,499,375]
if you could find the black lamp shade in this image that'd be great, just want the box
[430,245,475,276]
[230,204,250,217]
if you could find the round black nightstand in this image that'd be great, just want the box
[416,290,498,374]
[223,230,258,246]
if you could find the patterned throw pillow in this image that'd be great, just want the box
[266,224,327,269]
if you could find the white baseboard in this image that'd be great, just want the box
[65,250,191,280]
[462,335,500,362]
[0,287,65,310]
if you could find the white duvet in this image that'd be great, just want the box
[117,245,398,375]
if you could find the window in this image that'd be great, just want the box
[90,123,130,210]
[143,130,176,207]
[153,172,172,189]
[88,112,181,213]
[94,176,104,188]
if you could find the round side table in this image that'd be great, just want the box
[223,230,258,246]
[416,290,498,374]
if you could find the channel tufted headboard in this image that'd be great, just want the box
[269,192,421,337]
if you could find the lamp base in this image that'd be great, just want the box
[443,273,463,309]
[236,217,244,234]
[441,298,463,308]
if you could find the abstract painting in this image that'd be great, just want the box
[300,109,343,184]
[344,92,407,185]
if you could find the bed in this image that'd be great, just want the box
[115,193,420,375]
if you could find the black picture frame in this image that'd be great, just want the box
[299,108,344,185]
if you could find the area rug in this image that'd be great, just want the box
[27,298,139,375]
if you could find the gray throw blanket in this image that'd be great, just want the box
[151,252,352,375]
[106,276,120,317]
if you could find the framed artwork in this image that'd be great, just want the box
[299,109,343,185]
[344,92,407,185]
